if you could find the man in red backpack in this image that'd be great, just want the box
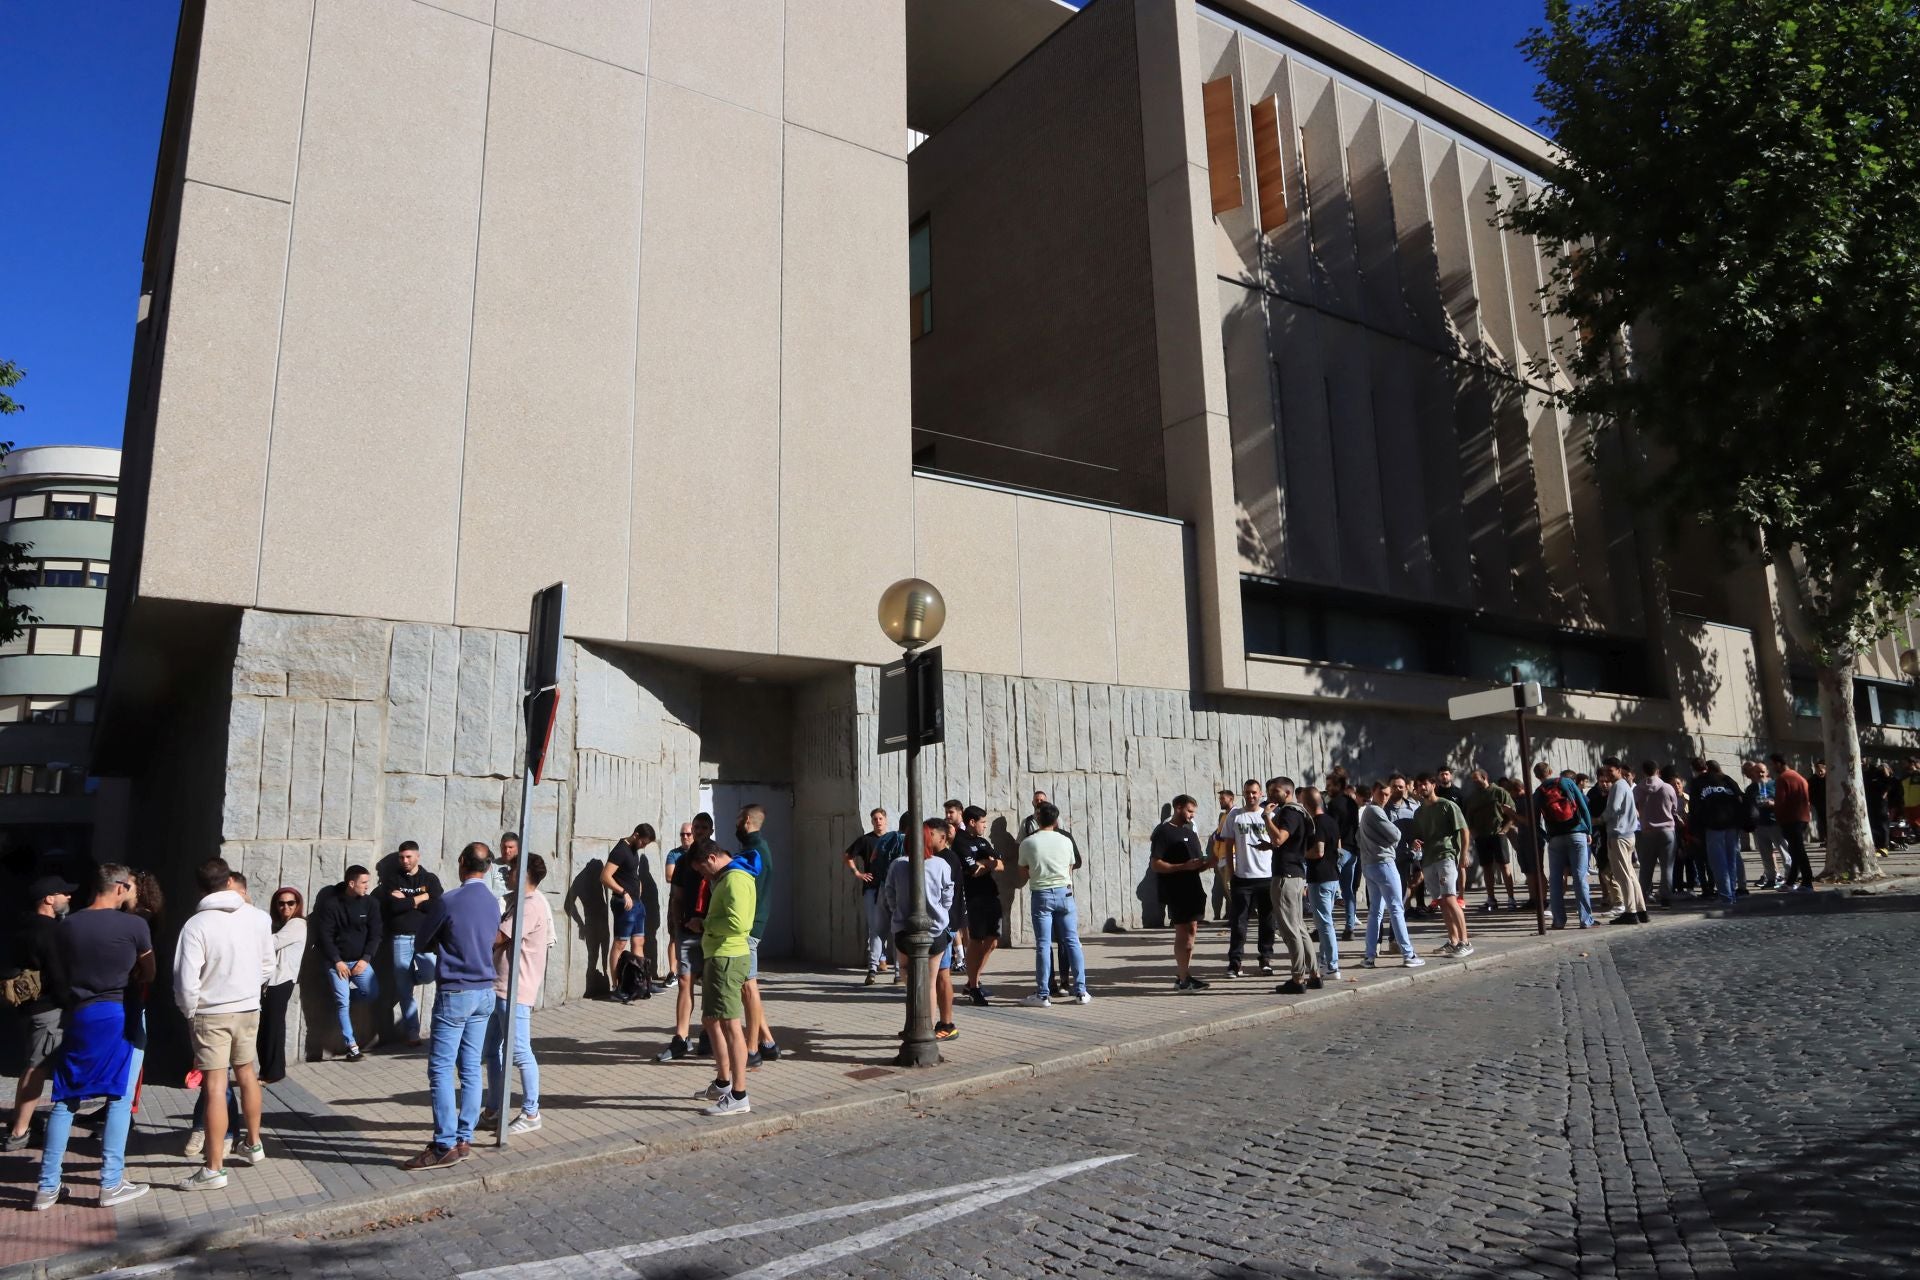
[1533,762,1595,928]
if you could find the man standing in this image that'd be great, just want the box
[1464,769,1519,913]
[939,799,970,978]
[1809,759,1829,844]
[654,818,710,1063]
[1265,778,1319,994]
[1149,794,1211,991]
[401,842,498,1170]
[1411,774,1473,957]
[314,865,382,1061]
[1599,759,1649,923]
[953,805,1004,1004]
[1743,762,1786,890]
[1385,775,1424,916]
[843,808,896,984]
[1017,802,1089,1005]
[1323,772,1362,940]
[1770,753,1814,892]
[889,819,959,1040]
[1435,766,1464,806]
[5,876,72,1152]
[1020,789,1080,995]
[600,824,657,999]
[1691,762,1746,903]
[1210,788,1236,921]
[692,838,756,1116]
[481,852,551,1137]
[1301,787,1344,981]
[32,866,155,1211]
[175,857,275,1189]
[1221,779,1278,979]
[1357,783,1422,968]
[1534,762,1596,928]
[732,804,782,1067]
[379,841,442,1048]
[1634,760,1679,908]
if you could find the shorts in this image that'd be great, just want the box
[746,935,761,981]
[701,953,749,1021]
[673,931,699,977]
[26,1007,63,1070]
[611,895,646,941]
[191,1010,262,1071]
[964,892,1003,940]
[1423,856,1462,900]
[1160,875,1207,925]
[1474,833,1508,865]
[937,943,953,971]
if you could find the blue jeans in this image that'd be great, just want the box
[1336,850,1360,932]
[1705,829,1742,903]
[1362,860,1415,961]
[390,934,437,1041]
[1548,833,1595,926]
[1310,880,1341,974]
[38,1039,145,1193]
[1030,887,1086,996]
[429,987,492,1149]
[483,998,539,1116]
[328,963,378,1048]
[863,887,887,970]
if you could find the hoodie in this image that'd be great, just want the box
[173,891,275,1018]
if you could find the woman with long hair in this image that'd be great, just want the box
[261,887,306,1084]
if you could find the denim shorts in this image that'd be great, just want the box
[610,895,646,940]
[746,935,761,981]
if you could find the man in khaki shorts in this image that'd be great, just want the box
[173,857,275,1190]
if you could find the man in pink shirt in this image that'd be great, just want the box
[1633,761,1680,907]
[482,854,551,1137]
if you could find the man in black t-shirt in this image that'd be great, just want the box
[600,825,658,1000]
[1267,777,1320,994]
[952,806,1003,1004]
[843,808,896,983]
[5,876,73,1152]
[1151,794,1212,991]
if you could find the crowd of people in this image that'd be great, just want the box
[3,749,1906,1212]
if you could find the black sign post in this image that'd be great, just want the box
[500,582,565,1146]
[876,645,944,1067]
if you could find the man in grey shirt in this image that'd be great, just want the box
[886,818,958,1041]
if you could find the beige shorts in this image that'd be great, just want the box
[192,1010,261,1071]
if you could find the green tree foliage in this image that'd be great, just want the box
[0,360,38,644]
[1503,0,1920,876]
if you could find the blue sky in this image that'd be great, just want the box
[0,0,1545,453]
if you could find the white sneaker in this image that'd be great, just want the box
[1437,942,1459,958]
[1453,942,1475,957]
[232,1141,266,1166]
[702,1092,751,1117]
[695,1080,728,1102]
[183,1129,205,1160]
[1019,992,1052,1007]
[30,1185,64,1212]
[508,1111,542,1135]
[1403,956,1426,968]
[182,1167,228,1192]
[101,1182,151,1208]
[1073,991,1092,1005]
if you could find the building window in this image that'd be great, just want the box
[20,558,110,588]
[0,763,87,795]
[909,218,932,340]
[0,492,113,523]
[0,694,94,724]
[1,625,104,658]
[10,494,45,520]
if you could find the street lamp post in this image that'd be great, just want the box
[877,577,946,1069]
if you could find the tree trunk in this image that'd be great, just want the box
[1815,656,1875,879]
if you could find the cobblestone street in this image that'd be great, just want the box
[94,894,1920,1280]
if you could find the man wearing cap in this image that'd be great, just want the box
[4,875,73,1151]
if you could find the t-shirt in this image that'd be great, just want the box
[952,832,1000,903]
[494,889,553,1004]
[59,908,152,1010]
[668,853,706,934]
[844,831,888,883]
[1272,804,1313,878]
[607,841,642,898]
[1223,805,1275,879]
[1307,814,1343,884]
[1150,820,1205,890]
[1325,792,1359,849]
[1018,830,1077,891]
[1411,797,1468,864]
[1465,784,1515,837]
[1436,783,1465,806]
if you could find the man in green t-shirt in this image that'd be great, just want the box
[693,840,756,1118]
[1464,768,1520,913]
[1410,774,1474,958]
[1016,803,1087,1006]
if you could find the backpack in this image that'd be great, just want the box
[613,950,651,1003]
[1541,781,1577,826]
[1,969,42,1008]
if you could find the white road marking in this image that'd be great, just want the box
[460,1153,1133,1280]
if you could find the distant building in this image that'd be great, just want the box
[0,445,125,865]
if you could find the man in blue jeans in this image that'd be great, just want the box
[402,842,498,1171]
[314,865,382,1060]
[1357,782,1422,968]
[1690,761,1747,904]
[379,841,442,1047]
[1016,802,1088,1006]
[1533,762,1596,928]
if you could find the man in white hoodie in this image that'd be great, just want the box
[174,857,275,1190]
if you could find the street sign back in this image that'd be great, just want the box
[1447,680,1543,721]
[878,646,945,754]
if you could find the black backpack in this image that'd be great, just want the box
[613,950,651,1003]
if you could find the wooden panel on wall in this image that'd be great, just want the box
[1250,95,1288,233]
[1202,76,1244,214]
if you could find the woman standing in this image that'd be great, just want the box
[261,888,306,1084]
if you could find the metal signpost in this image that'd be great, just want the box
[498,582,565,1146]
[1448,674,1548,936]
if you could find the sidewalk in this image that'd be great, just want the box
[6,845,1917,1279]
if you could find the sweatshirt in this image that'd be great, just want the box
[1357,803,1402,865]
[1774,767,1812,825]
[418,878,501,993]
[313,888,383,966]
[173,891,275,1017]
[1634,776,1679,831]
[886,850,954,937]
[1603,778,1639,839]
[378,866,444,936]
[733,831,775,940]
[702,867,756,959]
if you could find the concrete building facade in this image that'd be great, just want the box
[100,0,1917,1058]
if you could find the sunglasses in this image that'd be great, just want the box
[273,899,298,907]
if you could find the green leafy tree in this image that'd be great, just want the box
[0,360,36,643]
[1503,0,1920,879]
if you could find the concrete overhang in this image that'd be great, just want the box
[908,0,1081,135]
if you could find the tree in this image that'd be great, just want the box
[0,359,36,644]
[1502,0,1920,879]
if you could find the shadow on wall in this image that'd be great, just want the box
[565,857,611,1000]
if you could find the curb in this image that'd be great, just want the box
[10,872,1917,1280]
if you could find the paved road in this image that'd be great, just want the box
[108,899,1920,1280]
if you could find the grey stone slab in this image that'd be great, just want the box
[383,773,447,872]
[287,698,328,840]
[445,773,508,854]
[256,696,296,840]
[386,621,436,775]
[320,700,356,839]
[223,695,267,841]
[425,624,461,776]
[349,700,384,841]
[453,626,497,777]
[490,628,523,778]
[240,609,392,701]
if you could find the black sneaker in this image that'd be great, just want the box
[655,1035,689,1063]
[966,986,990,1006]
[1636,910,1650,923]
[746,1050,763,1070]
[696,1033,712,1057]
[760,1041,781,1062]
[1274,979,1308,995]
[1340,928,1354,942]
[1306,975,1324,990]
[344,1047,364,1063]
[1174,975,1210,991]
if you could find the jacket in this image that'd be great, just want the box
[418,878,502,993]
[1691,774,1746,831]
[313,888,383,967]
[173,891,275,1017]
[1774,767,1812,825]
[1357,803,1403,865]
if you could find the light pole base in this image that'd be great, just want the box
[894,1039,943,1068]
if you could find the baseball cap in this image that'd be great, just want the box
[29,875,77,903]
